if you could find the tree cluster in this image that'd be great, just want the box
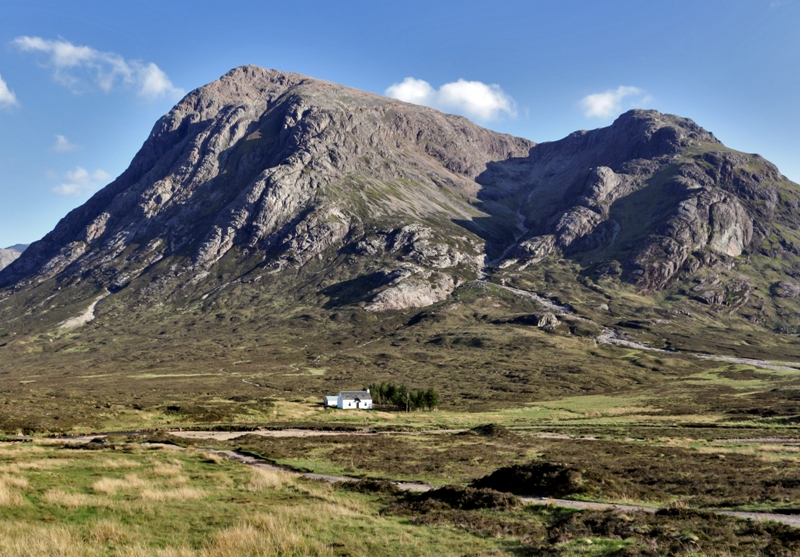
[367,382,439,411]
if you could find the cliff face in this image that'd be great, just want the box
[492,110,794,293]
[1,66,799,333]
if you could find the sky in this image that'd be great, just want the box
[0,0,798,248]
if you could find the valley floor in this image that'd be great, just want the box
[4,421,800,556]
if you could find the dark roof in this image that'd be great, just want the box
[339,390,371,400]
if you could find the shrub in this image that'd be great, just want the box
[471,461,587,497]
[338,479,401,495]
[420,486,522,510]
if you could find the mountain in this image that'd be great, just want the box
[0,66,532,308]
[4,65,800,326]
[1,66,800,429]
[0,244,27,272]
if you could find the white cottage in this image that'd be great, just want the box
[336,390,372,410]
[323,396,338,408]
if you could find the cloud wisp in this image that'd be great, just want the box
[13,36,184,100]
[0,74,18,108]
[51,135,79,153]
[580,86,651,118]
[51,167,111,196]
[385,77,516,121]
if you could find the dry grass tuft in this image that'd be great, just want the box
[151,462,183,476]
[0,474,29,489]
[92,474,149,495]
[0,474,29,507]
[117,546,195,557]
[166,474,190,486]
[101,458,141,469]
[139,487,206,501]
[87,520,131,545]
[201,451,227,465]
[245,468,293,492]
[0,457,72,474]
[0,484,24,506]
[291,482,364,515]
[42,489,97,509]
[0,524,103,557]
[202,471,234,488]
[201,511,333,557]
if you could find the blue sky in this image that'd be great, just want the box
[0,0,798,247]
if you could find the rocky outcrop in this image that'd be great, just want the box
[690,277,753,313]
[772,281,800,298]
[506,312,560,330]
[365,269,458,312]
[355,224,482,271]
[491,110,792,292]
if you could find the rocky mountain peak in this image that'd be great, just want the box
[0,66,531,307]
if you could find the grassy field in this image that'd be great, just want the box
[3,438,800,556]
[0,440,514,556]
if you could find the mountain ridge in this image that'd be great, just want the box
[1,65,799,358]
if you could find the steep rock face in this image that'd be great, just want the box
[0,66,530,308]
[493,110,796,292]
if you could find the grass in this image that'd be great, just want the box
[4,437,800,556]
[0,441,512,556]
[225,427,800,509]
[5,220,800,436]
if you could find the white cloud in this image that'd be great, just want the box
[51,135,79,153]
[13,36,184,100]
[385,77,435,106]
[580,86,651,118]
[0,74,18,108]
[385,77,516,121]
[51,167,111,196]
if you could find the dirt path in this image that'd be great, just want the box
[209,449,428,491]
[713,438,800,444]
[484,282,800,373]
[491,283,576,315]
[597,328,800,372]
[171,429,379,441]
[521,496,657,514]
[207,448,800,528]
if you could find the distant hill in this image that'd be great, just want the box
[0,244,27,272]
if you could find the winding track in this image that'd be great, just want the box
[205,448,800,529]
[483,280,800,372]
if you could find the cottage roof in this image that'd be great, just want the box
[339,390,371,400]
